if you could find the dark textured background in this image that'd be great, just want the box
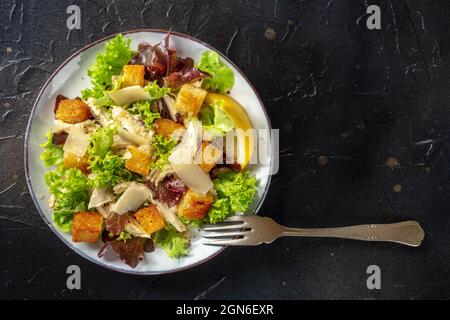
[1,0,450,299]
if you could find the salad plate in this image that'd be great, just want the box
[25,29,272,274]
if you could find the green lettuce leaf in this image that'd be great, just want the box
[81,34,134,99]
[197,51,234,93]
[152,134,177,170]
[128,100,161,129]
[40,130,64,167]
[206,170,257,223]
[88,152,136,189]
[87,125,136,188]
[117,230,133,242]
[153,226,188,258]
[88,126,116,159]
[144,80,171,100]
[198,100,234,136]
[126,81,170,128]
[44,168,90,232]
[206,198,232,224]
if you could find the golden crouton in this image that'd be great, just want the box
[63,152,90,173]
[134,205,165,235]
[199,141,222,173]
[175,84,207,116]
[124,145,151,176]
[154,118,185,139]
[178,189,214,221]
[55,99,92,124]
[72,211,104,243]
[122,65,145,88]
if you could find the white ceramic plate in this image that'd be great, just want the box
[25,30,272,274]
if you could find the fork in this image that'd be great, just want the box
[202,215,425,247]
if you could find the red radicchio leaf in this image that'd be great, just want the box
[129,43,163,81]
[129,36,178,82]
[129,33,201,85]
[144,238,155,253]
[52,131,68,146]
[97,242,110,259]
[110,237,146,268]
[54,94,68,113]
[97,234,154,268]
[163,57,206,89]
[105,213,130,235]
[146,176,187,207]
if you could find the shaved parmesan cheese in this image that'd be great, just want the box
[63,126,90,157]
[117,128,148,145]
[169,120,202,165]
[88,187,115,209]
[155,200,186,232]
[86,99,113,126]
[96,205,110,218]
[171,164,213,195]
[125,216,151,238]
[108,86,150,106]
[113,182,133,194]
[111,107,149,140]
[163,95,178,122]
[168,120,213,194]
[111,182,151,215]
[53,119,98,134]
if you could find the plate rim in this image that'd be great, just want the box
[24,28,273,275]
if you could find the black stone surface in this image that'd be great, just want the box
[1,0,450,299]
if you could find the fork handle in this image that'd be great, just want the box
[279,221,425,247]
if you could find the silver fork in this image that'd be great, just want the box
[202,215,425,247]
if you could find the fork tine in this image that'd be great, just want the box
[202,230,250,238]
[202,222,247,231]
[203,238,249,246]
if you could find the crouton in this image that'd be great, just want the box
[134,205,165,235]
[124,145,151,176]
[178,189,214,220]
[199,141,222,173]
[63,152,90,173]
[175,84,207,116]
[55,99,92,124]
[122,65,145,88]
[72,211,104,243]
[154,118,185,139]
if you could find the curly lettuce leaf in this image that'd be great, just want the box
[197,51,234,93]
[87,126,136,188]
[144,80,171,100]
[206,198,231,224]
[88,152,136,189]
[125,81,170,128]
[152,134,177,170]
[153,226,188,259]
[128,100,161,129]
[206,170,256,223]
[88,126,116,159]
[198,100,234,136]
[81,34,134,99]
[44,168,90,232]
[40,130,64,167]
[117,230,133,242]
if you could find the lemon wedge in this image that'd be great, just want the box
[204,93,254,169]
